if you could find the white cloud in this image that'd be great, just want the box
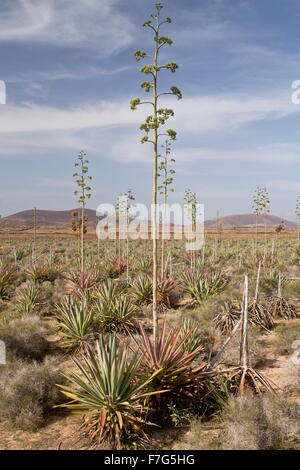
[0,90,297,136]
[0,100,142,134]
[36,177,73,188]
[171,93,297,134]
[0,0,134,54]
[0,129,94,156]
[0,90,299,164]
[5,65,134,84]
[173,142,300,165]
[267,179,300,192]
[110,134,152,164]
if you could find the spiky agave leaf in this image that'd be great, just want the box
[16,284,43,314]
[180,270,228,305]
[180,319,203,356]
[95,294,138,334]
[131,275,153,305]
[107,254,127,278]
[248,301,275,331]
[214,301,242,334]
[55,296,95,350]
[26,263,58,283]
[0,263,17,299]
[129,321,206,396]
[56,335,164,449]
[267,296,298,320]
[156,277,179,308]
[64,269,101,297]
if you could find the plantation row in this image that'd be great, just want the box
[0,237,299,449]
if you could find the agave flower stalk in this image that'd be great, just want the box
[117,190,135,283]
[295,196,300,246]
[73,151,92,273]
[158,139,175,278]
[32,207,37,263]
[130,2,182,337]
[252,186,270,256]
[184,189,198,269]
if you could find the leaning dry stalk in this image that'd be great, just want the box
[239,275,249,369]
[254,261,261,304]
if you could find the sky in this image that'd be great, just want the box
[1,0,300,220]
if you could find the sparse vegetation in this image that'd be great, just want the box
[0,0,299,453]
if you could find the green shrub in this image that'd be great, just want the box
[16,283,43,314]
[216,393,300,450]
[0,359,65,431]
[0,316,49,361]
[272,323,300,356]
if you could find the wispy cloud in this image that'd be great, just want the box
[0,90,297,137]
[36,177,73,188]
[267,179,300,192]
[0,0,134,54]
[173,142,300,165]
[5,65,134,84]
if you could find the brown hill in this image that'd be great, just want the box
[204,213,296,228]
[0,210,296,231]
[0,208,99,230]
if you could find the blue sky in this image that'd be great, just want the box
[1,0,300,220]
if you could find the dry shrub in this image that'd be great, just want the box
[216,393,300,450]
[272,323,300,356]
[0,316,50,361]
[0,359,65,431]
[172,420,207,450]
[221,326,266,369]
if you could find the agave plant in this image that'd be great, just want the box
[156,277,179,308]
[129,322,205,399]
[248,300,275,331]
[95,278,127,303]
[139,256,152,272]
[131,275,178,308]
[214,301,241,334]
[0,263,17,299]
[13,248,28,262]
[261,269,288,296]
[131,275,153,305]
[107,254,127,279]
[26,263,57,283]
[180,319,203,357]
[267,296,297,320]
[64,269,101,298]
[95,284,137,333]
[16,284,43,314]
[55,296,95,349]
[56,335,162,449]
[180,270,228,305]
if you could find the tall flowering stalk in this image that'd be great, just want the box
[295,197,300,245]
[73,151,92,272]
[184,189,198,268]
[252,186,270,250]
[130,2,182,337]
[158,139,175,278]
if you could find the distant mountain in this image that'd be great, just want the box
[204,213,296,228]
[0,208,99,230]
[0,210,296,230]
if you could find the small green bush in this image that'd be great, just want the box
[217,393,300,450]
[0,316,50,361]
[0,359,65,431]
[272,323,300,356]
